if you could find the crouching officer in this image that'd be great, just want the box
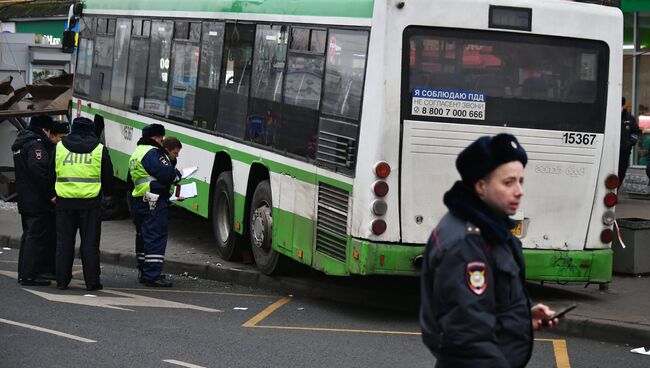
[129,123,181,287]
[12,115,56,285]
[420,134,558,368]
[53,117,113,291]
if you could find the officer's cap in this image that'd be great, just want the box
[456,133,528,185]
[30,115,54,130]
[142,123,165,138]
[72,117,95,134]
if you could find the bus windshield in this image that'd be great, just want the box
[403,27,610,133]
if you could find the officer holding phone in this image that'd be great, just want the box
[420,134,559,368]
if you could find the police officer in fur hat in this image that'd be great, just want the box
[420,133,558,368]
[12,115,56,285]
[128,123,181,287]
[52,117,113,291]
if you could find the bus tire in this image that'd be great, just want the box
[249,179,285,275]
[211,172,241,261]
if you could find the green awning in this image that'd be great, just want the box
[15,20,66,37]
[622,0,650,12]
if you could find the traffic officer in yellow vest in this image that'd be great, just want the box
[129,123,181,287]
[52,117,113,291]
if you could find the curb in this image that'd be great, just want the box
[553,317,650,345]
[3,233,650,343]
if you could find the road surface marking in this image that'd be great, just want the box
[109,287,275,298]
[22,288,223,312]
[0,260,18,264]
[537,338,571,368]
[242,296,291,327]
[163,359,206,368]
[0,318,96,343]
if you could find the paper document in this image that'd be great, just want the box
[181,166,198,180]
[170,182,198,201]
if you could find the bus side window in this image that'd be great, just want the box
[124,20,151,112]
[195,21,225,132]
[216,23,255,139]
[109,18,132,107]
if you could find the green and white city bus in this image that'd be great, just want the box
[71,0,622,282]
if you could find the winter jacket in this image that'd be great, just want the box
[11,126,55,213]
[420,181,533,368]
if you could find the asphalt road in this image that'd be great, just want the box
[0,249,648,368]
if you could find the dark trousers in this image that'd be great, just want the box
[56,207,101,287]
[132,198,168,281]
[619,149,632,187]
[18,212,55,280]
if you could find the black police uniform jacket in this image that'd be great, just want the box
[11,126,55,213]
[420,182,533,368]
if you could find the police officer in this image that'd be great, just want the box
[52,117,113,291]
[420,134,557,368]
[129,123,181,287]
[12,115,56,285]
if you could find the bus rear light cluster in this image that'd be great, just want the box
[601,174,618,244]
[370,161,391,235]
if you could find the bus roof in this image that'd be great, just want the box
[82,0,374,19]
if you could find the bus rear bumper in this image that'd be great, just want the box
[523,248,613,284]
[346,238,612,282]
[348,239,424,276]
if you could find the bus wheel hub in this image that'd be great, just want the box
[251,206,271,249]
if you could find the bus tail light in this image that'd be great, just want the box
[604,174,619,189]
[600,229,614,243]
[602,210,615,225]
[604,193,618,207]
[374,161,391,178]
[371,219,387,235]
[373,180,389,197]
[372,200,388,216]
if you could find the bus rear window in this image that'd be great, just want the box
[402,27,609,133]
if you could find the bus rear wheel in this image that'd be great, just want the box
[211,172,242,261]
[249,179,285,275]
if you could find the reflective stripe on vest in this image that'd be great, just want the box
[129,145,156,198]
[55,142,103,199]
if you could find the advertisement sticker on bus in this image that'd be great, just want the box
[411,88,486,120]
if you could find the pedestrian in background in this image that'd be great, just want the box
[12,115,56,285]
[420,133,558,368]
[52,117,113,291]
[620,97,640,188]
[129,124,181,287]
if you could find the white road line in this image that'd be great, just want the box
[0,318,96,343]
[163,359,207,368]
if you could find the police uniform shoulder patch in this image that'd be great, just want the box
[34,149,43,160]
[467,261,487,295]
[159,156,169,166]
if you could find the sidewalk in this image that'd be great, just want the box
[1,198,649,344]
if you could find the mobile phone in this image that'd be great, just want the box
[544,303,577,323]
